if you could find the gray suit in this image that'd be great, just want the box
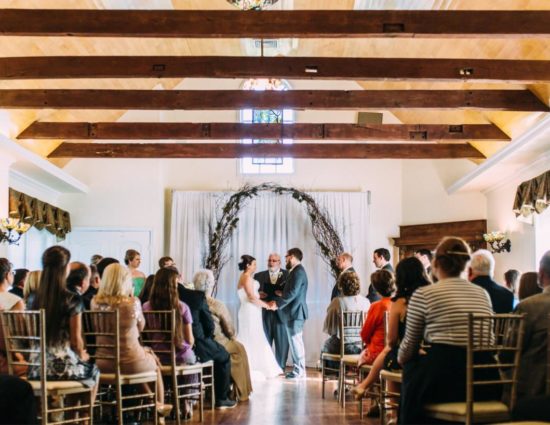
[515,289,550,399]
[275,263,308,376]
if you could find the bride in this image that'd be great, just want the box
[237,255,283,381]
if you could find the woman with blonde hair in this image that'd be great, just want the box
[91,263,171,419]
[193,269,253,401]
[23,270,41,310]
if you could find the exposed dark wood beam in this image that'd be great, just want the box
[2,57,549,83]
[48,143,485,159]
[0,10,549,38]
[1,89,547,112]
[20,122,509,142]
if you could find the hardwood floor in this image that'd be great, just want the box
[168,369,379,425]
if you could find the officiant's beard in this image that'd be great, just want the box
[286,259,292,270]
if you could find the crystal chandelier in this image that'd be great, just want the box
[227,0,279,10]
[0,218,31,245]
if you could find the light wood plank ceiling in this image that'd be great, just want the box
[0,0,548,160]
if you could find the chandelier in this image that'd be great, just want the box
[227,0,279,10]
[0,218,31,245]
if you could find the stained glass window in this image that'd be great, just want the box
[240,78,294,175]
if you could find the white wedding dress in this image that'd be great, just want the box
[237,279,283,381]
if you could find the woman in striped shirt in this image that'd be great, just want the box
[397,237,495,424]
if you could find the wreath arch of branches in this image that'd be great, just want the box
[203,183,344,295]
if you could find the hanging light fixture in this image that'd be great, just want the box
[227,0,279,10]
[483,231,512,254]
[0,218,31,245]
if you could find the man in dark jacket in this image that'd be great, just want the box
[468,249,514,314]
[177,282,236,409]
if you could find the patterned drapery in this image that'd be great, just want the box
[8,188,71,240]
[513,170,550,218]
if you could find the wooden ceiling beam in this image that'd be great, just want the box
[19,122,509,142]
[1,89,547,112]
[2,57,550,83]
[48,142,485,159]
[0,10,549,38]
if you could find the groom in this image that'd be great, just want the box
[269,247,309,379]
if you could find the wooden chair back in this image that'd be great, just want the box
[82,309,120,377]
[338,310,365,356]
[141,310,175,368]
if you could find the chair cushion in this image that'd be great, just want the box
[321,353,341,360]
[28,380,87,391]
[100,371,157,384]
[160,364,202,375]
[424,400,509,417]
[380,370,402,383]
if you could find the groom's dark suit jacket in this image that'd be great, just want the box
[275,264,308,323]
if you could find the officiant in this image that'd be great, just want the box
[255,253,289,371]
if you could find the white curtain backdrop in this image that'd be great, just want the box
[170,190,370,367]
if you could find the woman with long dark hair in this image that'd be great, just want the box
[29,246,99,399]
[352,256,430,399]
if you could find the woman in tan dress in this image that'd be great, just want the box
[192,269,253,401]
[91,263,171,418]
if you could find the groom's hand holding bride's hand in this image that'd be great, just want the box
[266,301,278,311]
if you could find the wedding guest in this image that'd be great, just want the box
[23,270,41,310]
[0,374,37,424]
[504,269,520,307]
[468,249,514,313]
[193,269,253,402]
[66,262,91,308]
[82,264,100,310]
[352,257,430,399]
[398,237,496,424]
[322,271,370,356]
[514,252,550,400]
[29,246,99,405]
[414,249,433,276]
[330,252,355,300]
[139,274,155,304]
[0,258,25,376]
[91,263,171,419]
[96,257,119,278]
[370,248,393,302]
[518,271,542,301]
[177,267,236,409]
[144,267,196,418]
[9,268,28,298]
[90,254,103,266]
[358,270,394,366]
[158,256,175,268]
[125,249,147,297]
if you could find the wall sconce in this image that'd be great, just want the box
[483,231,511,254]
[0,218,31,245]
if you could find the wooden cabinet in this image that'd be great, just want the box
[392,219,487,260]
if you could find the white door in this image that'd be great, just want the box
[60,227,153,275]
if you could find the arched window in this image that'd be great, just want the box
[240,78,294,174]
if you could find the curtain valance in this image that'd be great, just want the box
[513,170,550,218]
[8,188,71,240]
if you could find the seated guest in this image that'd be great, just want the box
[159,256,175,268]
[514,251,550,400]
[29,247,99,402]
[82,264,100,310]
[323,271,370,356]
[398,237,496,424]
[358,270,394,366]
[518,271,542,301]
[414,249,433,276]
[177,268,236,409]
[468,249,514,313]
[90,254,103,266]
[23,270,41,310]
[0,374,37,424]
[66,262,91,308]
[125,249,146,297]
[96,257,119,278]
[143,268,196,366]
[91,263,171,418]
[352,256,431,399]
[504,269,520,307]
[0,258,25,376]
[193,269,253,402]
[9,268,28,299]
[138,274,155,304]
